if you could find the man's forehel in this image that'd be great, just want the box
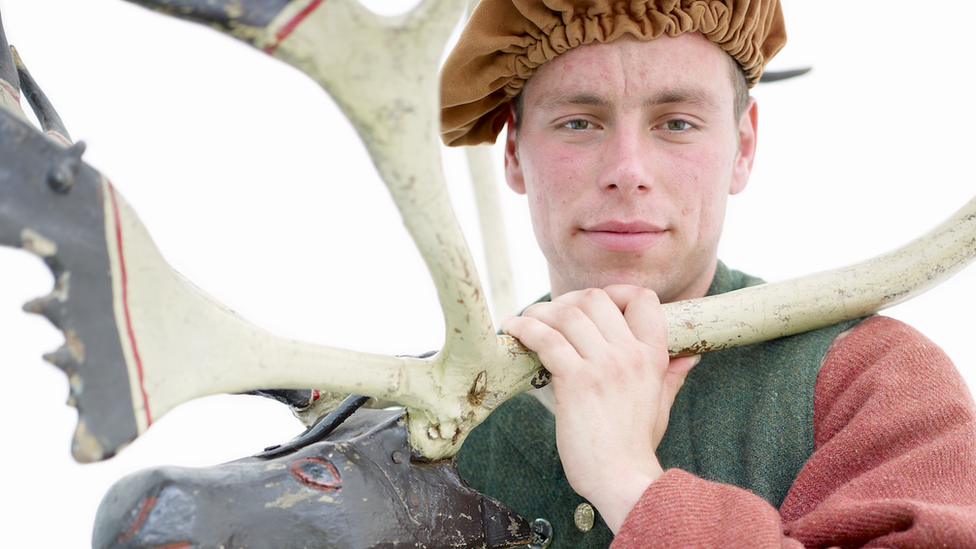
[440,0,786,147]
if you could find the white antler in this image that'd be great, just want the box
[96,0,547,461]
[664,195,976,354]
[10,0,975,463]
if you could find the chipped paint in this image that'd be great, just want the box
[264,487,317,510]
[20,228,56,257]
[52,272,70,302]
[71,420,104,463]
[64,329,85,363]
[69,372,83,393]
[264,462,287,471]
[223,0,244,19]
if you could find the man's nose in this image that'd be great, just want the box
[597,126,655,194]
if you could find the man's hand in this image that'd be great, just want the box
[501,285,699,533]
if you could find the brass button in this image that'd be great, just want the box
[529,518,552,549]
[574,503,595,533]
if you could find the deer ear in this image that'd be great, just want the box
[503,108,525,195]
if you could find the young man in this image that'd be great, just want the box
[440,1,976,547]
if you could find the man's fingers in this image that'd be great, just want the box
[501,313,587,376]
[551,288,636,347]
[601,284,667,347]
[517,298,621,360]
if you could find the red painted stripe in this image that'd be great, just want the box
[46,131,71,147]
[117,496,157,543]
[263,0,325,55]
[108,182,153,429]
[0,79,20,101]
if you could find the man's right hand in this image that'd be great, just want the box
[501,285,699,533]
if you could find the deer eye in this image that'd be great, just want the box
[289,457,342,492]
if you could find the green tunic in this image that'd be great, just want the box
[457,262,862,548]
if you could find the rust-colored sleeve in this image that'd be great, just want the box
[612,316,976,548]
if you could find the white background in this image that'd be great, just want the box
[0,0,974,545]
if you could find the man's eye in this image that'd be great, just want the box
[564,119,591,130]
[665,120,692,131]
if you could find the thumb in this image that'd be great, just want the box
[665,354,700,396]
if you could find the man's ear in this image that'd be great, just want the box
[730,97,758,196]
[503,104,526,195]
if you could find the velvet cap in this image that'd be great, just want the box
[440,0,786,146]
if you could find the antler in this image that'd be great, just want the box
[3,0,976,465]
[1,0,545,462]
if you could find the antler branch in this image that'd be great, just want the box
[4,0,974,464]
[664,195,976,354]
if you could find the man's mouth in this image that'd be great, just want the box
[579,222,666,252]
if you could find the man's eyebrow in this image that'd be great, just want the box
[532,90,614,111]
[646,87,722,111]
[529,87,723,112]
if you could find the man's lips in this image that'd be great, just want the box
[579,222,666,252]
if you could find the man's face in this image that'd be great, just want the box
[505,32,757,303]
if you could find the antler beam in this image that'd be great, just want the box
[2,0,975,465]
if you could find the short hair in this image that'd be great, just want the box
[512,53,750,132]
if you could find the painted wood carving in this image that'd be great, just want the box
[0,0,975,547]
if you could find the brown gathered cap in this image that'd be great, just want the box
[440,0,786,147]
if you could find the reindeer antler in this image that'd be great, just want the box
[3,0,975,465]
[107,0,549,461]
[0,0,544,462]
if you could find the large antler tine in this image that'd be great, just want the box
[121,0,498,363]
[120,0,532,460]
[256,0,531,457]
[0,10,29,122]
[665,195,976,355]
[467,145,519,321]
[267,0,490,336]
[0,105,443,460]
[0,0,513,463]
[11,45,72,145]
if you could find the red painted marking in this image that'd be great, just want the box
[263,0,325,55]
[46,131,71,147]
[108,182,153,429]
[117,495,157,543]
[0,80,20,101]
[289,457,342,492]
[311,389,321,402]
